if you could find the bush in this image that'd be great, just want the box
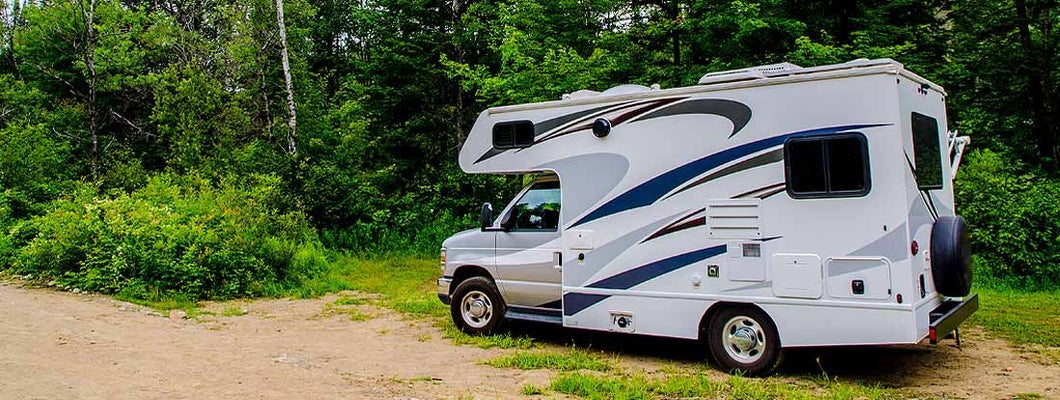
[7,174,327,300]
[320,210,477,257]
[955,149,1060,289]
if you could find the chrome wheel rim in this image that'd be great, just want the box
[460,290,493,329]
[722,316,766,364]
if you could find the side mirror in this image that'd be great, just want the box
[480,202,493,230]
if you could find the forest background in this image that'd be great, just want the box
[0,0,1058,301]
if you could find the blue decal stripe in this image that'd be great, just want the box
[587,245,727,289]
[570,123,891,227]
[563,292,610,316]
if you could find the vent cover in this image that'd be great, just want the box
[706,199,762,239]
[742,243,762,258]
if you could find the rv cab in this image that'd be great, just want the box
[440,176,565,323]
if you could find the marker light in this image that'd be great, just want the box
[911,240,919,255]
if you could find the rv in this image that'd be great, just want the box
[436,59,977,375]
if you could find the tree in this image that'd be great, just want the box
[274,0,298,155]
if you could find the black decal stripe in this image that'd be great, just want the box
[609,98,685,126]
[641,209,704,243]
[734,182,785,199]
[757,186,788,199]
[636,99,752,138]
[474,147,506,164]
[665,149,784,200]
[537,98,685,144]
[641,217,706,243]
[533,104,623,136]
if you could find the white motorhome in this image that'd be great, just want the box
[437,59,977,375]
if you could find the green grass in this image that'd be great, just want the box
[440,324,537,349]
[550,371,903,400]
[485,348,614,372]
[970,286,1060,347]
[285,256,446,318]
[113,290,202,316]
[221,306,248,317]
[333,296,368,306]
[522,384,544,395]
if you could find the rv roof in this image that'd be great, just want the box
[488,58,945,115]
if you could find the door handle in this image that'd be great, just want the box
[553,251,563,270]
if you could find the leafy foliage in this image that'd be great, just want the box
[9,175,326,300]
[956,150,1060,289]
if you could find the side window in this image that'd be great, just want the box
[912,112,943,190]
[493,121,535,149]
[510,181,561,231]
[785,133,871,198]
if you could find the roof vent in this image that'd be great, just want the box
[562,89,602,100]
[698,62,804,85]
[602,84,656,96]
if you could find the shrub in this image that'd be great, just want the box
[8,173,327,300]
[955,149,1060,289]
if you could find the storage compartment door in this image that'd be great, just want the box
[826,257,892,300]
[771,254,823,299]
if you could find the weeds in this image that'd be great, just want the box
[440,324,537,349]
[485,347,614,372]
[550,370,902,400]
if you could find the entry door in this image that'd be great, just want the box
[494,180,563,309]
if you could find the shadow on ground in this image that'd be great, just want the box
[500,319,962,388]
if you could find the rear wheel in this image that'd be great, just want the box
[450,276,505,335]
[706,306,783,376]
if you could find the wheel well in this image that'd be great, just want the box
[698,302,771,340]
[450,265,493,295]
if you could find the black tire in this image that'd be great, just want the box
[930,215,973,297]
[705,305,783,376]
[450,276,505,335]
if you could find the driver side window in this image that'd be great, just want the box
[510,181,561,231]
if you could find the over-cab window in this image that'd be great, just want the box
[510,181,561,231]
[493,121,535,149]
[912,112,943,190]
[784,133,870,198]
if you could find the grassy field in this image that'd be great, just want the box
[969,286,1060,347]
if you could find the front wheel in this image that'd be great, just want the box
[706,306,783,376]
[450,276,505,335]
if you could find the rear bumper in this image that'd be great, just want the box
[437,277,452,305]
[928,293,978,344]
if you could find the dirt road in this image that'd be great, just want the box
[1,280,1057,399]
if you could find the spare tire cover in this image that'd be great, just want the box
[930,215,973,297]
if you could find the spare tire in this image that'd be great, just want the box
[930,215,973,297]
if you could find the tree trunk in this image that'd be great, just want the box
[274,0,297,156]
[3,0,22,74]
[79,0,99,177]
[1015,0,1058,171]
[668,0,680,66]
